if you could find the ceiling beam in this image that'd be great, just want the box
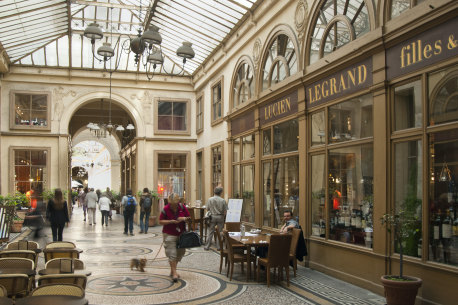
[71,0,141,10]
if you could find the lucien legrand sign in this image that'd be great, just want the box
[387,17,458,80]
[260,91,298,125]
[306,57,372,108]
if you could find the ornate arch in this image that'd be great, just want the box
[304,0,376,66]
[257,24,301,94]
[229,55,255,110]
[429,69,458,125]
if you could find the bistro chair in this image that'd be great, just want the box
[43,248,80,263]
[257,234,292,287]
[45,258,85,270]
[45,241,76,249]
[0,257,36,289]
[38,274,87,289]
[6,240,39,251]
[31,283,85,297]
[0,274,31,299]
[215,226,228,274]
[223,230,256,281]
[0,284,7,297]
[225,222,241,232]
[0,250,38,270]
[289,228,301,277]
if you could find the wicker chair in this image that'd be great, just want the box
[223,230,256,281]
[6,240,39,251]
[289,228,301,277]
[0,284,7,297]
[38,274,87,289]
[0,257,35,270]
[0,274,31,299]
[257,234,292,287]
[31,283,85,297]
[45,241,76,249]
[225,222,241,232]
[215,226,228,274]
[45,258,85,270]
[0,250,38,270]
[43,248,80,263]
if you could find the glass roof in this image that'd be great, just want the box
[0,0,258,76]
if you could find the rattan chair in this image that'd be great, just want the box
[225,222,241,232]
[223,230,256,281]
[257,234,292,287]
[0,250,37,270]
[0,257,35,270]
[31,283,85,297]
[6,240,39,251]
[0,284,7,297]
[45,241,76,249]
[45,258,85,270]
[43,248,80,263]
[289,228,301,277]
[38,274,87,289]
[0,274,31,299]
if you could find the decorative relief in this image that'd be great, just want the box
[295,0,308,41]
[53,86,76,120]
[253,38,262,69]
[131,90,153,124]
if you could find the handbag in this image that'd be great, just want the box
[177,231,201,249]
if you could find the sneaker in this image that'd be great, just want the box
[84,218,86,222]
[139,231,144,234]
[123,232,128,235]
[130,233,134,236]
[144,231,148,234]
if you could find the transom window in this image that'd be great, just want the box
[233,62,254,108]
[261,34,297,91]
[309,0,370,64]
[14,149,48,204]
[391,0,425,19]
[12,92,49,129]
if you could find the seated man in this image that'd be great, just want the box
[280,210,299,234]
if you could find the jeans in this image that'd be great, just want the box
[101,210,109,226]
[124,212,134,234]
[139,210,150,233]
[51,224,65,241]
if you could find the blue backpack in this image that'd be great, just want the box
[125,196,136,214]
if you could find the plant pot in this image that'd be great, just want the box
[148,215,157,227]
[381,275,422,305]
[10,220,24,233]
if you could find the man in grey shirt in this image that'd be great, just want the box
[204,187,227,250]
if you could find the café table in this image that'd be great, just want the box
[0,297,13,305]
[38,268,92,276]
[15,295,88,305]
[228,232,269,281]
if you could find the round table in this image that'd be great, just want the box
[15,296,88,305]
[0,297,13,305]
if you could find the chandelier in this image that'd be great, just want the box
[83,6,195,80]
[86,72,135,138]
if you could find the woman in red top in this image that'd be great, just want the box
[159,193,190,282]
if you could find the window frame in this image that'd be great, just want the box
[231,59,255,110]
[153,150,190,201]
[196,93,204,134]
[211,76,224,125]
[154,97,191,135]
[211,142,224,194]
[10,91,51,131]
[196,148,205,203]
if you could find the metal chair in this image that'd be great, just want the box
[38,274,87,289]
[0,250,38,270]
[31,283,85,297]
[45,241,76,249]
[6,240,39,251]
[257,234,292,287]
[0,274,31,299]
[45,258,85,270]
[43,248,80,263]
[289,228,301,277]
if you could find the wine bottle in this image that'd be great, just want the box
[433,211,441,241]
[442,209,452,240]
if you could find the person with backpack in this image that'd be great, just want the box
[139,187,153,234]
[122,189,137,236]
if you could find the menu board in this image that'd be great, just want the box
[225,199,243,222]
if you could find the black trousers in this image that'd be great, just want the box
[51,223,65,241]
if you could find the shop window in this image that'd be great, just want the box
[262,129,271,155]
[428,130,458,266]
[157,100,188,133]
[394,140,422,258]
[212,79,223,123]
[196,151,203,202]
[157,153,187,199]
[233,62,254,108]
[429,69,458,126]
[328,94,372,144]
[391,0,425,20]
[212,145,223,192]
[273,119,298,154]
[328,144,374,247]
[311,111,326,146]
[242,134,255,160]
[262,162,272,227]
[11,92,49,129]
[309,0,370,64]
[311,154,326,237]
[14,149,48,205]
[393,80,422,131]
[241,165,255,223]
[196,95,203,134]
[261,34,297,91]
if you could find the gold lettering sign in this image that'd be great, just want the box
[306,58,371,108]
[260,91,298,124]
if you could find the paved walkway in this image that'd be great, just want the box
[19,206,386,305]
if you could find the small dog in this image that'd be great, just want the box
[130,258,147,272]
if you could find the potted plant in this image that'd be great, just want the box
[0,192,29,233]
[112,191,122,214]
[380,209,422,305]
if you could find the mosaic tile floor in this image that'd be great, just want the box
[19,206,386,305]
